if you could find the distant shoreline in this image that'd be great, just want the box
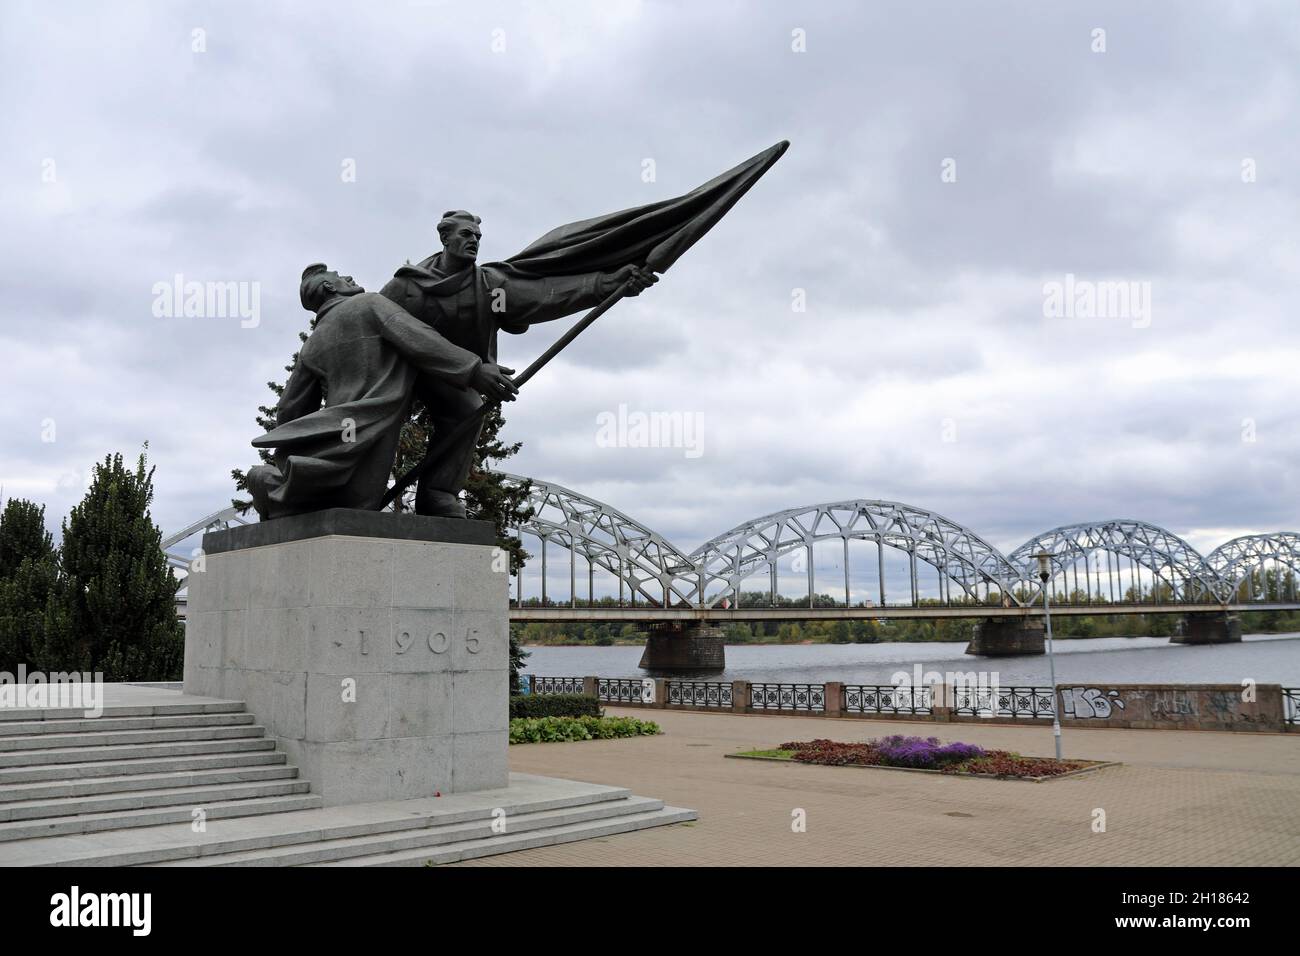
[521,632,1300,649]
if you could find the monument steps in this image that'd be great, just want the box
[0,686,697,866]
[0,792,324,842]
[0,777,313,824]
[0,701,246,722]
[0,771,695,867]
[0,763,300,803]
[0,723,266,753]
[315,806,698,867]
[0,749,288,786]
[0,735,277,768]
[0,712,257,737]
[153,794,673,866]
[0,700,324,849]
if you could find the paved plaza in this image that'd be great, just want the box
[458,707,1300,866]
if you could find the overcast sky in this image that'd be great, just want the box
[2,0,1297,571]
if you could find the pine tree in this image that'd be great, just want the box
[45,449,184,680]
[0,498,58,671]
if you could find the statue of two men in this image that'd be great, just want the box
[246,212,656,521]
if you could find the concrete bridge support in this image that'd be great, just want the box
[965,617,1045,657]
[638,622,726,673]
[1172,611,1242,645]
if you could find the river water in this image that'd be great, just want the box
[521,633,1300,686]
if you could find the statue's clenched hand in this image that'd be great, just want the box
[473,363,519,402]
[602,265,659,297]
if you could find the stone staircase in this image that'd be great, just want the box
[0,690,694,866]
[0,700,319,843]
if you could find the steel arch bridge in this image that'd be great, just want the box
[687,500,1030,609]
[161,505,255,591]
[1007,520,1225,605]
[1205,533,1300,603]
[166,478,1300,620]
[501,474,705,608]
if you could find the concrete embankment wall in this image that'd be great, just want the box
[544,677,1296,733]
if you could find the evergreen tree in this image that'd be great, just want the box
[0,498,58,671]
[45,449,184,680]
[0,498,51,580]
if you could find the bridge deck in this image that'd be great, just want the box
[510,602,1300,622]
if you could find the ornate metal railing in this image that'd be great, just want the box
[598,677,654,704]
[530,676,586,696]
[750,682,826,713]
[844,684,933,716]
[951,684,1055,719]
[666,680,733,708]
[1284,688,1300,726]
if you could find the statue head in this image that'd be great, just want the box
[300,263,363,312]
[437,210,481,265]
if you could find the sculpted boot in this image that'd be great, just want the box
[416,487,467,519]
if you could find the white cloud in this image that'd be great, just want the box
[0,0,1296,566]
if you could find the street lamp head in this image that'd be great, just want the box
[1034,551,1054,584]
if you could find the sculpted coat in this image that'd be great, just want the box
[246,291,480,518]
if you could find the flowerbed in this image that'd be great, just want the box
[509,715,661,744]
[737,735,1100,779]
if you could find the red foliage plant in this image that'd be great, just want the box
[778,738,1090,778]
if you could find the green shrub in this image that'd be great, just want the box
[509,715,661,744]
[509,693,601,719]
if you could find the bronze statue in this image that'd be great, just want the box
[244,266,519,519]
[246,141,788,522]
[380,211,656,516]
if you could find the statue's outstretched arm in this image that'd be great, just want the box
[375,298,483,388]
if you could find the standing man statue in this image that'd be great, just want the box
[245,264,519,520]
[380,210,657,517]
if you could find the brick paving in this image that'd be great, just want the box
[456,707,1300,866]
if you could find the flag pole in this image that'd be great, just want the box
[379,280,633,510]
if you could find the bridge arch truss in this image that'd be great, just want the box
[1007,520,1223,605]
[1205,533,1300,603]
[689,500,1031,610]
[503,474,704,608]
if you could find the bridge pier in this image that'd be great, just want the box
[1172,611,1242,645]
[638,622,726,674]
[965,617,1045,657]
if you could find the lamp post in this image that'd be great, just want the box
[1035,551,1064,761]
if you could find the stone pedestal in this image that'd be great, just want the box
[964,617,1045,657]
[638,622,726,673]
[183,509,508,806]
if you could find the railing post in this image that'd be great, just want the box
[732,680,749,714]
[653,678,669,709]
[932,681,952,722]
[824,681,843,718]
[583,675,598,699]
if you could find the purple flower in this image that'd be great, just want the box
[871,735,985,769]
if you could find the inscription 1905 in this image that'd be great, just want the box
[393,628,481,655]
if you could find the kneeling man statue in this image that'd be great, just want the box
[245,264,519,520]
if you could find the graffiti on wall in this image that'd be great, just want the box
[1060,686,1126,719]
